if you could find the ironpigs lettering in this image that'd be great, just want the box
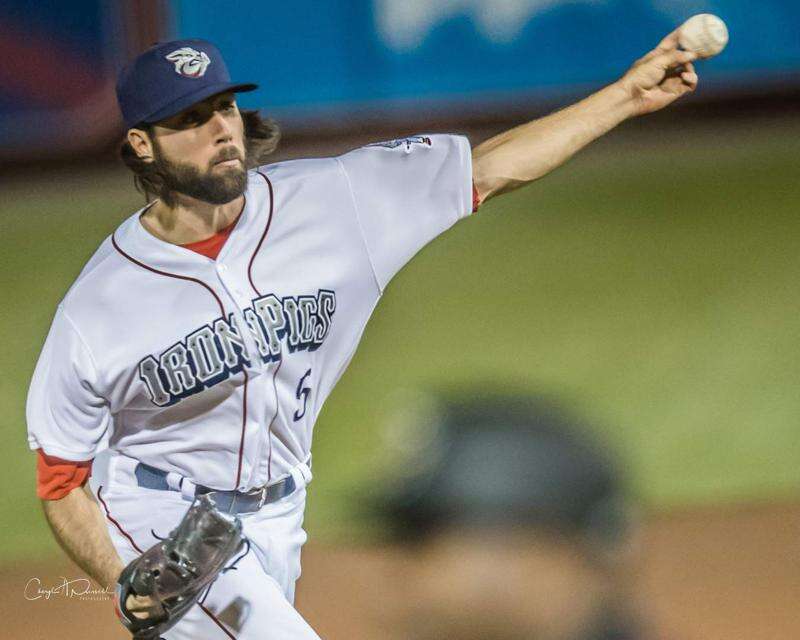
[138,289,336,406]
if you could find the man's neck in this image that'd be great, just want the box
[140,194,245,245]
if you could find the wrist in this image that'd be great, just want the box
[101,559,125,588]
[605,80,640,121]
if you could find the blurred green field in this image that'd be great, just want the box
[2,117,799,561]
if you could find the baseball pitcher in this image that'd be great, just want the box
[28,34,698,639]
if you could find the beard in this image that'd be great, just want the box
[153,142,248,205]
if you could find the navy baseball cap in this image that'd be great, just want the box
[116,39,257,129]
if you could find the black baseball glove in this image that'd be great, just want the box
[114,494,246,639]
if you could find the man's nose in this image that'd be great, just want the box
[209,111,233,142]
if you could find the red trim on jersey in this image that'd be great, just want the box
[97,486,237,637]
[112,231,248,489]
[181,213,242,260]
[234,369,249,488]
[247,171,275,297]
[244,170,278,482]
[265,358,284,482]
[111,233,226,317]
[96,486,144,554]
[36,449,92,500]
[199,602,238,639]
[472,181,481,213]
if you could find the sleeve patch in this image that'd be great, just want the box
[366,136,432,150]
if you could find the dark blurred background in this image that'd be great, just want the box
[2,1,799,639]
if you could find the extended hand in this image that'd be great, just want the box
[620,29,699,116]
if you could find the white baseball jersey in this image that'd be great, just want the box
[27,134,473,491]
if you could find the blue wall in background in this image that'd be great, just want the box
[0,0,111,113]
[0,0,120,153]
[173,0,800,121]
[1,0,798,156]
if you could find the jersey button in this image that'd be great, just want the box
[217,264,228,273]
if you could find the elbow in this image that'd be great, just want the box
[472,150,530,204]
[41,493,63,526]
[40,483,90,512]
[41,489,70,513]
[471,153,506,204]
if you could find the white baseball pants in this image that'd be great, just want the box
[91,452,321,639]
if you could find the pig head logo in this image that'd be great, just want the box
[165,47,211,78]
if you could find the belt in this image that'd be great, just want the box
[134,462,298,514]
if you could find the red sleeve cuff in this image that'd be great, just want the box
[36,449,93,500]
[472,182,481,213]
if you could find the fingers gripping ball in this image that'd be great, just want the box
[679,14,729,58]
[115,495,246,639]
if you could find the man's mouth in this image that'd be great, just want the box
[215,158,241,167]
[212,149,243,167]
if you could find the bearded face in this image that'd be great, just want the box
[152,136,248,205]
[132,91,250,207]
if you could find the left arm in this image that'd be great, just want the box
[472,30,698,204]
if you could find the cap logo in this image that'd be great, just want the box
[165,47,211,78]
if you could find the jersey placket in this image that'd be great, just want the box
[219,176,285,490]
[214,257,273,491]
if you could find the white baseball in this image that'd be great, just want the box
[678,14,729,58]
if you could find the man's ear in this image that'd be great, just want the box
[127,128,154,162]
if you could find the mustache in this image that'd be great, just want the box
[210,147,244,166]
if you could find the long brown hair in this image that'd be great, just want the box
[119,110,280,203]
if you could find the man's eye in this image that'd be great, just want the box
[182,112,200,125]
[221,102,236,112]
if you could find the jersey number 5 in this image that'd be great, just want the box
[293,368,312,422]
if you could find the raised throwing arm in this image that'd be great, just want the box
[472,30,698,204]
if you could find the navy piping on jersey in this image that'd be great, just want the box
[111,231,250,490]
[96,486,237,638]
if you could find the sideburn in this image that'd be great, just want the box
[120,111,280,204]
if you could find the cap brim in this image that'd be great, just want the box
[139,81,258,126]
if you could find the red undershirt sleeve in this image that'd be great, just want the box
[472,182,481,213]
[36,449,93,500]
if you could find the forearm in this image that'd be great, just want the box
[41,485,124,587]
[472,81,635,201]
